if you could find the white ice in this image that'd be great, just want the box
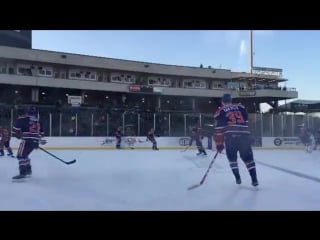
[0,148,320,210]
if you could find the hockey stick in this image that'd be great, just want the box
[181,145,191,152]
[39,147,76,165]
[187,151,219,190]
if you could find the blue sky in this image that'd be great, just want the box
[33,30,319,101]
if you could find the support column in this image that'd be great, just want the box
[157,96,161,111]
[31,87,39,103]
[192,98,195,112]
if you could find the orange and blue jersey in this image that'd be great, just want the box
[214,103,250,137]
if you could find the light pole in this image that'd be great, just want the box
[250,30,253,75]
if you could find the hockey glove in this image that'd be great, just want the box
[33,140,39,149]
[13,130,22,139]
[214,132,225,153]
[40,139,47,145]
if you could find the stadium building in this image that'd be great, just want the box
[0,45,297,112]
[0,30,302,139]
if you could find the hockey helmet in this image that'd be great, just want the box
[222,93,232,104]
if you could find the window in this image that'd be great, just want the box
[37,67,53,77]
[0,66,6,74]
[111,73,135,84]
[18,67,25,74]
[46,70,52,76]
[148,77,171,87]
[227,82,239,90]
[212,83,223,89]
[149,79,156,85]
[17,66,32,76]
[194,80,201,87]
[112,76,120,81]
[69,70,97,80]
[183,79,206,89]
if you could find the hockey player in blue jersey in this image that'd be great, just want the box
[115,127,122,149]
[12,106,44,180]
[213,93,258,187]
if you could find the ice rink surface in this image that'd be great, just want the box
[0,148,320,210]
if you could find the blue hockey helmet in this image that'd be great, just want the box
[222,93,232,104]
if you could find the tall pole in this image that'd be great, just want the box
[250,30,253,75]
[250,30,257,116]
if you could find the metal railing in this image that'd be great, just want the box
[1,105,319,137]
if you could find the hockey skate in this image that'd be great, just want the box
[236,178,242,184]
[12,174,27,182]
[232,169,241,185]
[25,165,32,177]
[12,165,28,182]
[252,180,259,187]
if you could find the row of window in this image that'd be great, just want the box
[110,75,210,89]
[0,63,279,91]
[0,65,209,89]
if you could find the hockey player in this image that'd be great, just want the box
[0,126,3,156]
[12,106,44,180]
[189,126,207,156]
[147,128,159,150]
[115,126,122,149]
[299,127,315,153]
[213,93,258,187]
[0,127,14,157]
[315,129,320,150]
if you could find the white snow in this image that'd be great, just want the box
[0,149,320,210]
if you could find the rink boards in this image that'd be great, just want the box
[9,137,306,150]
